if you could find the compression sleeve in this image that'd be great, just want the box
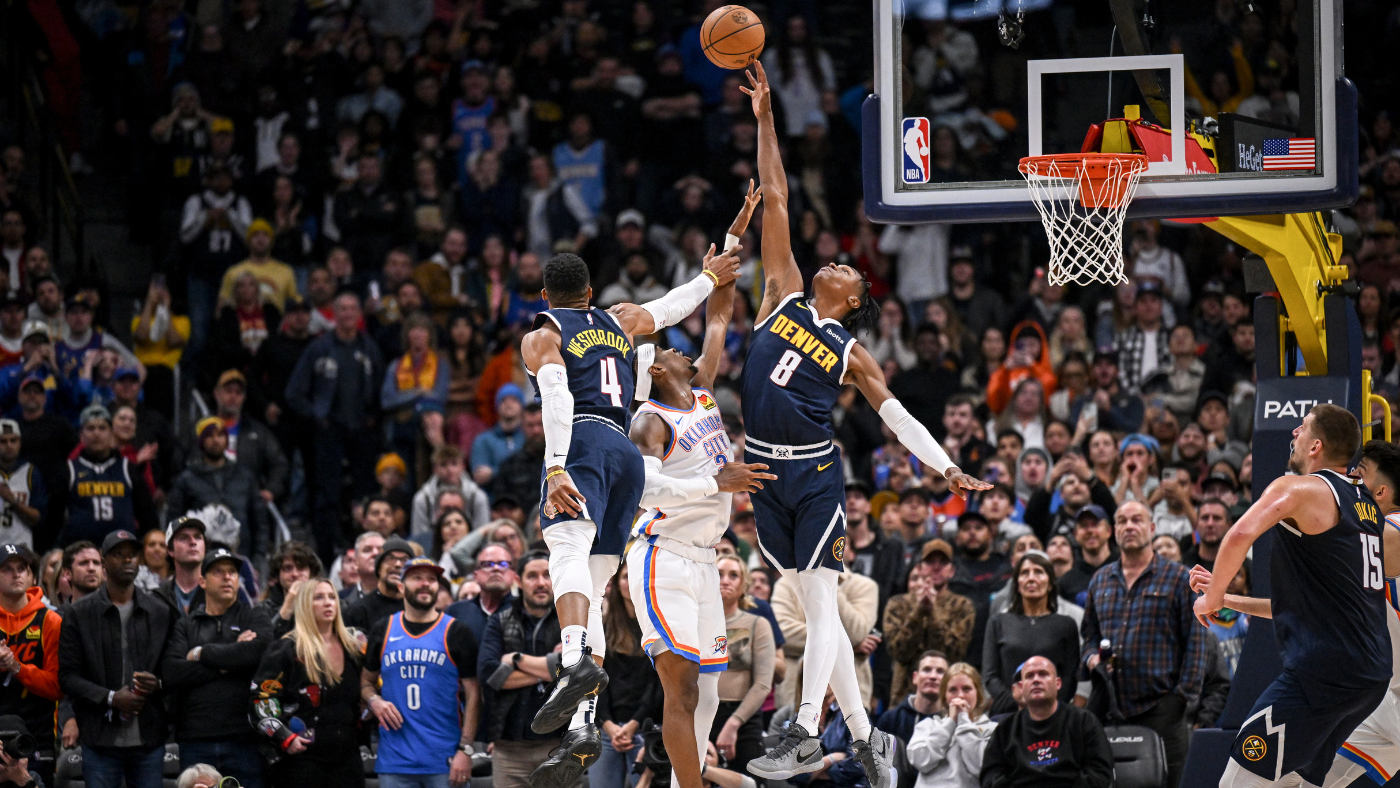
[879,399,957,477]
[641,273,716,331]
[639,455,719,509]
[537,363,574,468]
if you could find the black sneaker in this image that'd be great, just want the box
[746,723,824,779]
[530,647,609,734]
[852,729,894,788]
[529,724,602,788]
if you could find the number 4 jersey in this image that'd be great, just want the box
[741,293,856,449]
[531,307,635,430]
[1272,469,1391,700]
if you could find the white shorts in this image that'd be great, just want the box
[1331,689,1400,786]
[626,539,728,673]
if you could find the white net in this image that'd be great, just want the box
[1019,154,1148,286]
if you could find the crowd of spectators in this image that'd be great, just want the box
[1,0,1398,786]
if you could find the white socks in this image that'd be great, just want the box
[570,696,597,729]
[561,625,587,668]
[794,567,872,742]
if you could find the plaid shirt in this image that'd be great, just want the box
[1080,554,1208,717]
[1114,325,1173,395]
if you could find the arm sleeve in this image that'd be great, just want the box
[879,399,956,476]
[639,455,719,509]
[1175,574,1210,702]
[639,273,716,332]
[536,363,574,468]
[249,641,296,749]
[954,718,994,781]
[729,615,774,725]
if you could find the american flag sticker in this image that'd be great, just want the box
[1262,138,1316,170]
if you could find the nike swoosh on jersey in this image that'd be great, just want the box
[817,462,833,471]
[388,635,404,642]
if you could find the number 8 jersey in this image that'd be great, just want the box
[741,294,856,448]
[531,307,635,430]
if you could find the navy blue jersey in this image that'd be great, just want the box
[531,307,635,429]
[741,294,856,446]
[1272,469,1391,700]
[64,456,135,545]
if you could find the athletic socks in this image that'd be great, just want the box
[561,625,587,668]
[569,696,596,730]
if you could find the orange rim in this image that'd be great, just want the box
[1019,153,1148,209]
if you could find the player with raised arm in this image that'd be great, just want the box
[521,244,741,788]
[737,62,991,788]
[1190,405,1390,788]
[618,181,779,788]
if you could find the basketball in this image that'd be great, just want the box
[701,5,765,70]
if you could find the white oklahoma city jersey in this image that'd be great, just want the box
[632,389,733,548]
[1383,512,1400,691]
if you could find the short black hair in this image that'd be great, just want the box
[517,550,551,576]
[1166,462,1199,483]
[62,541,99,571]
[543,253,590,302]
[1363,440,1400,494]
[840,278,879,334]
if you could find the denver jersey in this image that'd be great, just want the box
[1273,469,1391,698]
[531,307,634,430]
[65,456,134,545]
[633,389,733,549]
[741,294,855,448]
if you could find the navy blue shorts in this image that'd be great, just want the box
[745,445,846,572]
[1230,670,1388,784]
[539,416,646,557]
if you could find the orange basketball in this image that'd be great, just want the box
[701,5,765,70]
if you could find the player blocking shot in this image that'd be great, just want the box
[623,184,777,788]
[1190,405,1390,788]
[522,244,742,788]
[737,62,991,788]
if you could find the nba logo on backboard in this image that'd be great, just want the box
[901,117,931,184]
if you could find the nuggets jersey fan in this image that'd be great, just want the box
[65,456,135,544]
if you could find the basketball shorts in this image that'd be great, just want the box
[626,538,728,673]
[1331,689,1400,786]
[744,443,846,573]
[539,415,646,557]
[1229,670,1388,785]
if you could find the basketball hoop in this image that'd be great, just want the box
[1019,153,1148,286]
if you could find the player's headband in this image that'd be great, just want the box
[634,344,657,403]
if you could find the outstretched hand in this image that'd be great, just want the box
[728,179,763,237]
[740,62,772,118]
[946,470,994,500]
[702,244,743,286]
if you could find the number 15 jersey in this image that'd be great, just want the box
[741,294,856,447]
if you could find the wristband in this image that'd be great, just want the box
[724,233,741,251]
[702,269,720,286]
[281,732,297,750]
[546,468,566,482]
[107,690,114,707]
